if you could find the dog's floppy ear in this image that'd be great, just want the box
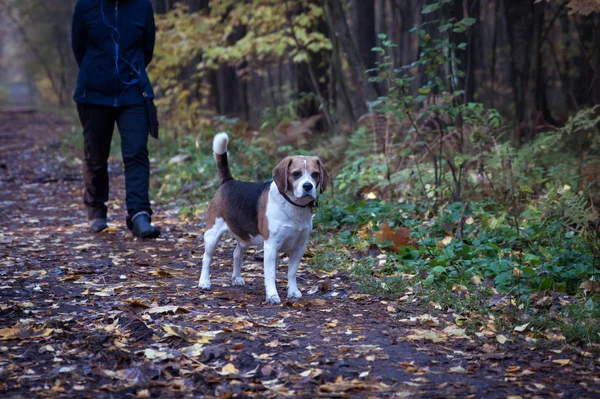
[317,158,330,194]
[273,157,291,193]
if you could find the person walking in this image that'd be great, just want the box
[71,0,160,238]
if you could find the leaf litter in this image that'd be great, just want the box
[0,111,599,397]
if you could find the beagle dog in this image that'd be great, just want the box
[198,132,329,304]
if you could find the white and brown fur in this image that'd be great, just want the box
[199,132,329,304]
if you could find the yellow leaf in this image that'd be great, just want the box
[299,368,323,378]
[265,339,279,348]
[218,363,239,375]
[0,325,54,340]
[441,236,453,246]
[326,320,338,328]
[449,365,466,373]
[505,365,521,373]
[552,359,571,366]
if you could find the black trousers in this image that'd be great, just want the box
[76,103,152,228]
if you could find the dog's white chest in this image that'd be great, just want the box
[273,222,311,252]
[265,189,313,252]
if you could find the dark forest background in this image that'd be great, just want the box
[1,0,599,146]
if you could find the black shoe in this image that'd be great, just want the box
[131,211,160,239]
[89,218,108,232]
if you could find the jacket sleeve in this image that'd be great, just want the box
[143,2,156,66]
[71,1,87,68]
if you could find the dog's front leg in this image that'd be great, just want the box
[263,242,280,304]
[286,243,306,299]
[231,242,247,286]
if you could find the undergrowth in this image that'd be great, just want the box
[144,1,600,347]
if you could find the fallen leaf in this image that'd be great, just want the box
[552,359,571,366]
[118,367,149,386]
[181,344,204,358]
[481,344,497,353]
[73,243,98,251]
[151,269,174,278]
[496,334,509,344]
[299,368,323,379]
[147,305,190,315]
[161,324,222,344]
[374,223,418,251]
[441,236,453,246]
[579,280,600,293]
[405,329,446,343]
[0,325,54,340]
[449,365,466,373]
[442,325,469,339]
[143,348,166,360]
[513,322,529,332]
[217,363,239,375]
[454,315,468,326]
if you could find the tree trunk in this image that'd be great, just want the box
[504,0,536,146]
[353,0,379,97]
[296,0,330,124]
[325,0,370,123]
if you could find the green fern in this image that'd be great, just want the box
[545,185,597,238]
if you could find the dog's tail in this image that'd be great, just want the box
[213,132,233,185]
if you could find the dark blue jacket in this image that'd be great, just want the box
[71,0,155,107]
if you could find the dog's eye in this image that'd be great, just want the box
[292,171,302,179]
[311,172,320,180]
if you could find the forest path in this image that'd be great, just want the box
[0,110,598,398]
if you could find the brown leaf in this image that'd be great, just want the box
[161,324,222,344]
[579,280,600,293]
[147,305,190,315]
[567,0,600,16]
[151,269,174,278]
[374,223,418,251]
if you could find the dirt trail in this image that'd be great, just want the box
[0,111,599,398]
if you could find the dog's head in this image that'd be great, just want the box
[273,156,329,204]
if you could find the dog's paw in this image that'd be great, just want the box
[231,276,245,286]
[198,280,211,290]
[265,294,281,304]
[287,288,302,299]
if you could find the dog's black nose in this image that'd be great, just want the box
[303,182,313,191]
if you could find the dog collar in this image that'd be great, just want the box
[279,190,318,210]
